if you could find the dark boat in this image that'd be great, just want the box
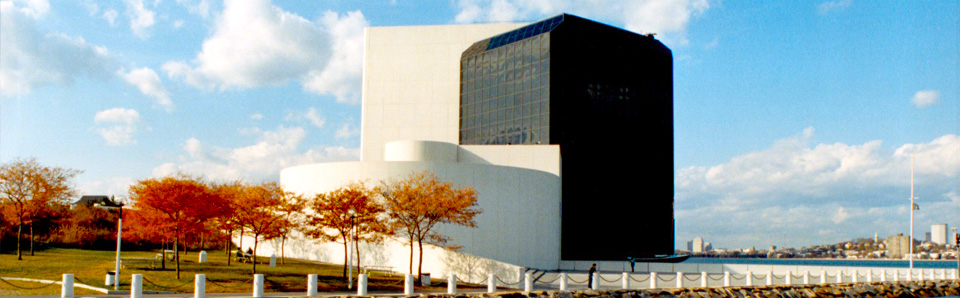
[629,254,691,263]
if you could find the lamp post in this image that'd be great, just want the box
[952,227,959,279]
[97,196,124,291]
[909,157,917,270]
[348,208,356,289]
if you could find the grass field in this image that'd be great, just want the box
[0,247,418,296]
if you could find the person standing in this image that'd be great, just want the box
[587,263,597,288]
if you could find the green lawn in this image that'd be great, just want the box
[0,247,414,295]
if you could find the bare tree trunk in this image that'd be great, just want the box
[16,218,22,260]
[342,238,348,279]
[280,236,286,265]
[253,236,259,274]
[355,235,360,270]
[226,230,232,266]
[408,235,414,275]
[417,237,424,283]
[175,232,181,279]
[29,222,34,256]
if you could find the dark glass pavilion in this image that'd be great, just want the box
[459,14,675,260]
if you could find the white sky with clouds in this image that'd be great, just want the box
[1,0,957,250]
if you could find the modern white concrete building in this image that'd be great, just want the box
[255,14,675,280]
[931,224,948,245]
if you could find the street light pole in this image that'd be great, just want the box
[909,157,916,270]
[348,208,356,289]
[953,227,959,279]
[115,204,122,291]
[99,196,124,291]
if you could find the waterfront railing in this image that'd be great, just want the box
[10,268,958,297]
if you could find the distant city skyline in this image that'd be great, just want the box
[1,0,957,250]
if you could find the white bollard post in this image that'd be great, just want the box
[867,270,873,282]
[920,270,925,281]
[676,272,683,289]
[765,271,773,286]
[803,271,810,285]
[623,272,630,289]
[745,271,752,286]
[270,254,276,267]
[487,274,496,293]
[852,270,858,283]
[881,269,887,282]
[785,272,792,285]
[894,270,900,282]
[559,273,568,291]
[591,272,599,290]
[253,274,264,298]
[131,274,143,298]
[650,272,658,289]
[199,251,207,263]
[701,272,708,288]
[907,269,913,281]
[194,274,206,298]
[524,272,533,293]
[447,274,457,294]
[358,274,367,296]
[820,270,826,284]
[836,270,842,283]
[405,274,415,295]
[62,274,74,298]
[723,271,730,287]
[307,274,318,298]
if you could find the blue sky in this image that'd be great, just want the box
[1,0,957,249]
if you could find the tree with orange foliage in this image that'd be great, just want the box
[305,181,385,280]
[0,158,80,260]
[210,181,243,266]
[129,175,230,279]
[233,181,286,274]
[379,171,481,280]
[275,192,306,265]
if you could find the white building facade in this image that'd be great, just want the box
[257,14,676,280]
[931,224,948,245]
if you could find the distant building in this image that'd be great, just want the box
[74,195,111,207]
[887,234,911,259]
[692,237,704,253]
[686,241,693,252]
[925,232,932,243]
[704,242,713,252]
[931,224,948,245]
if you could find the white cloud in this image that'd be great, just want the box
[910,90,941,108]
[301,10,367,103]
[77,176,135,198]
[676,129,960,248]
[162,0,367,103]
[250,113,264,120]
[1,2,115,96]
[452,0,709,46]
[335,123,360,139]
[153,125,359,181]
[94,108,140,146]
[817,0,853,15]
[285,107,326,128]
[121,67,173,110]
[5,0,49,18]
[103,9,119,26]
[124,0,156,38]
[176,0,211,18]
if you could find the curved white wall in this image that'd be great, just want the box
[277,160,561,277]
[384,140,458,162]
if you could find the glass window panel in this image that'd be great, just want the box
[530,100,539,115]
[531,73,540,88]
[522,104,530,116]
[541,99,549,115]
[541,127,549,142]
